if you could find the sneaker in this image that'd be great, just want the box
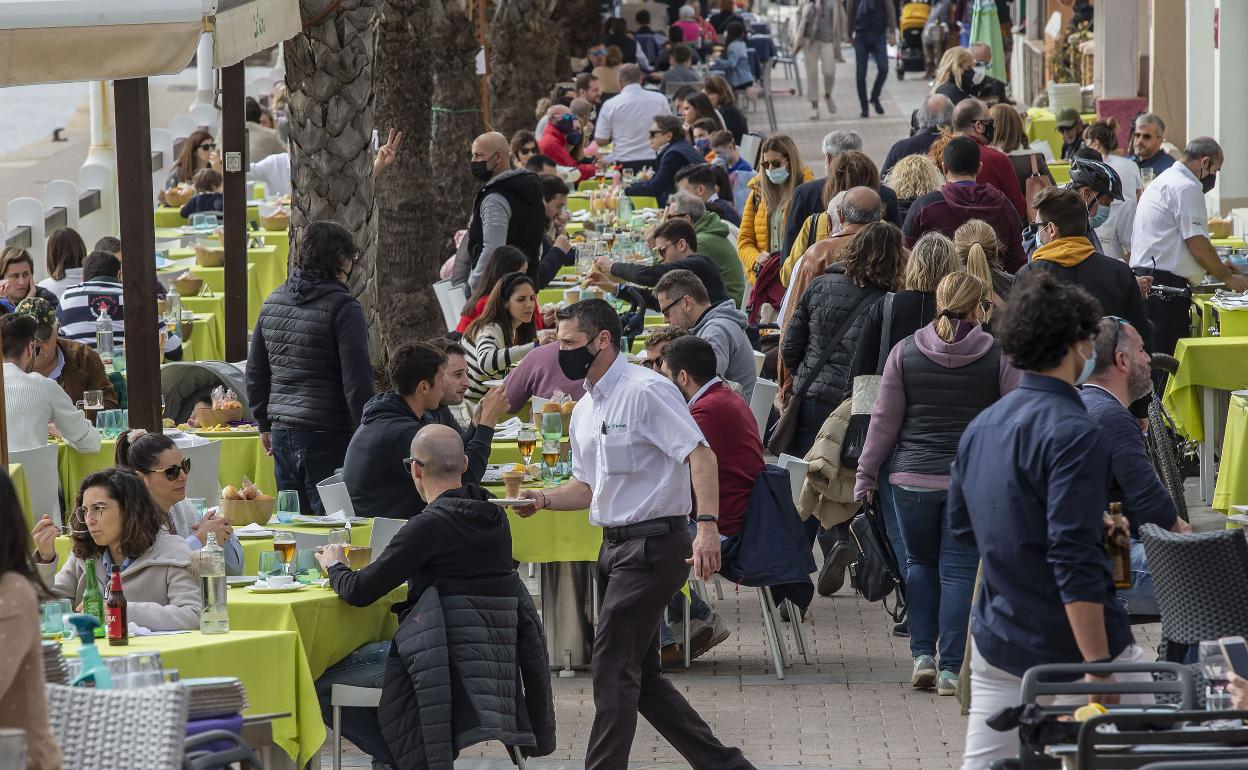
[817,540,856,596]
[690,613,730,659]
[859,107,870,118]
[660,643,684,667]
[937,670,958,696]
[891,622,909,638]
[825,95,837,114]
[911,655,937,689]
[871,98,884,115]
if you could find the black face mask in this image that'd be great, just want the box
[979,120,995,145]
[1201,171,1217,194]
[470,159,493,182]
[557,340,599,380]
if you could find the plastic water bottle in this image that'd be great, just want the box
[165,285,182,337]
[94,306,113,365]
[199,533,229,635]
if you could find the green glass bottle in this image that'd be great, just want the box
[81,558,105,639]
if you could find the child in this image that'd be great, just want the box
[180,168,224,218]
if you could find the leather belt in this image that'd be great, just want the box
[603,515,687,543]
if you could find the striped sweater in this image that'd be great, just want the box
[463,322,535,403]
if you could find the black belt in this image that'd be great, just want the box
[603,515,687,543]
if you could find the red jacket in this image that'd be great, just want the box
[970,135,1028,220]
[689,381,764,537]
[539,123,596,182]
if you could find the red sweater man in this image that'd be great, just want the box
[688,379,764,537]
[539,116,595,182]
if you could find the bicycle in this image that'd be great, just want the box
[1148,351,1196,522]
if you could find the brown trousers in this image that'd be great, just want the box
[584,527,755,770]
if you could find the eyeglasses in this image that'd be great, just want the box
[591,48,608,56]
[73,503,113,524]
[759,158,786,170]
[198,142,217,152]
[146,458,191,481]
[1104,315,1132,356]
[659,294,688,318]
[519,146,537,155]
[1132,131,1156,140]
[402,457,426,471]
[648,129,668,137]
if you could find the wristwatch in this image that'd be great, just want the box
[695,514,718,523]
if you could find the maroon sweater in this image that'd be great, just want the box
[903,181,1027,273]
[689,381,764,536]
[971,135,1028,219]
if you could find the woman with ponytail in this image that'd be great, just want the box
[953,219,1014,319]
[853,272,1020,696]
[115,429,243,574]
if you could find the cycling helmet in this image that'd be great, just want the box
[1067,158,1124,201]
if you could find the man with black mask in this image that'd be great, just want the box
[1130,137,1246,355]
[452,131,546,290]
[950,98,1027,219]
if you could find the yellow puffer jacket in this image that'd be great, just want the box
[737,167,815,283]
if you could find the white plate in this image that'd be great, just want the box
[491,498,537,507]
[234,529,274,539]
[244,583,306,593]
[226,575,259,586]
[290,514,367,526]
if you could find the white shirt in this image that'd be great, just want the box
[250,152,292,196]
[3,362,100,453]
[38,268,83,302]
[593,84,672,164]
[1129,162,1209,284]
[570,353,708,526]
[1097,154,1141,260]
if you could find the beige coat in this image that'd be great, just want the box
[37,532,201,631]
[797,398,858,528]
[0,573,61,770]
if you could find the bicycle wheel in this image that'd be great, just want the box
[1148,396,1189,522]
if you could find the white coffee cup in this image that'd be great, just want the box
[266,575,295,587]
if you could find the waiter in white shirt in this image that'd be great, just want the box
[593,64,674,174]
[1129,137,1246,355]
[516,300,754,770]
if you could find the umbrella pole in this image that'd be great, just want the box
[221,62,248,362]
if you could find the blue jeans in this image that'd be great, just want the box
[853,32,889,110]
[1117,539,1159,616]
[876,460,908,579]
[892,487,977,671]
[659,590,712,647]
[270,428,352,516]
[314,641,394,767]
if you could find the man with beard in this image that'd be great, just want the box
[1080,316,1191,617]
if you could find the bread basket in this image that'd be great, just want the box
[261,210,289,232]
[194,405,244,428]
[194,244,225,267]
[218,497,276,527]
[172,276,204,297]
[165,185,195,208]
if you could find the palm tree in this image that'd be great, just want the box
[284,0,381,359]
[488,0,560,140]
[552,0,604,78]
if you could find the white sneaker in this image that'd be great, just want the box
[825,95,837,114]
[912,655,937,689]
[689,612,730,659]
[809,104,820,120]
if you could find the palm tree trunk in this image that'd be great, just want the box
[488,0,559,139]
[428,0,486,259]
[552,0,603,78]
[283,0,381,361]
[373,0,443,352]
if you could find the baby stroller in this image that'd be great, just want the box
[896,1,931,80]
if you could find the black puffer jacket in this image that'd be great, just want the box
[379,573,555,770]
[781,263,885,406]
[246,270,373,433]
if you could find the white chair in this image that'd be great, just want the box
[369,517,406,554]
[752,349,766,377]
[7,197,46,271]
[739,132,764,170]
[775,453,809,507]
[167,115,197,142]
[748,378,779,441]
[149,128,174,178]
[189,103,219,134]
[180,439,222,504]
[433,280,461,332]
[447,283,467,318]
[316,473,357,518]
[11,443,61,526]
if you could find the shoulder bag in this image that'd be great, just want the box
[847,497,907,622]
[1025,153,1048,221]
[841,292,894,469]
[767,291,878,455]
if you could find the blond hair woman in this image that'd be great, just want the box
[932,47,975,105]
[853,270,1020,695]
[884,153,944,223]
[953,219,1013,318]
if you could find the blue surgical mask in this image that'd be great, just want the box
[1088,203,1109,229]
[765,167,790,184]
[1075,346,1097,386]
[694,137,711,154]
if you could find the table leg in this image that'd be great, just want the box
[1202,386,1216,503]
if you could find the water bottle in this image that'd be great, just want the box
[616,195,633,225]
[94,306,113,365]
[165,286,182,337]
[199,532,229,635]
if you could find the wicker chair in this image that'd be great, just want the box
[1140,524,1248,662]
[45,683,188,770]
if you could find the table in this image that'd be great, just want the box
[62,629,324,766]
[204,234,289,292]
[228,582,403,679]
[1162,337,1248,501]
[158,261,263,328]
[180,312,224,362]
[9,464,31,529]
[1025,108,1097,159]
[58,433,275,506]
[153,204,261,229]
[1191,295,1248,338]
[238,520,373,575]
[166,243,283,297]
[1213,394,1248,515]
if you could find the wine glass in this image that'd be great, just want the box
[541,440,561,486]
[517,425,538,468]
[257,551,284,580]
[272,532,296,575]
[540,410,563,442]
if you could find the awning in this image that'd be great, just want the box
[0,0,301,87]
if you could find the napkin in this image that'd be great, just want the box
[492,417,524,440]
[128,622,191,637]
[235,523,271,535]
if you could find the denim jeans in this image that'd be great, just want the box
[1116,539,1159,616]
[659,590,712,647]
[892,487,978,671]
[876,460,908,575]
[853,32,889,110]
[270,428,352,515]
[314,641,394,767]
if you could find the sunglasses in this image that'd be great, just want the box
[1105,315,1131,354]
[402,457,426,471]
[147,458,192,481]
[648,129,669,137]
[659,294,688,317]
[591,49,608,56]
[519,146,537,155]
[199,142,217,152]
[759,159,786,170]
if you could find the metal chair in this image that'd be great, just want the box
[11,442,61,526]
[1139,761,1248,770]
[182,730,265,770]
[1140,524,1248,662]
[1078,711,1248,770]
[45,683,189,770]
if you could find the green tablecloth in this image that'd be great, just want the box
[9,464,31,529]
[1213,394,1248,515]
[201,239,287,295]
[159,261,262,328]
[180,295,231,353]
[58,433,274,505]
[1191,296,1248,338]
[180,312,223,362]
[228,582,403,679]
[63,629,323,765]
[239,520,372,575]
[1161,337,1248,441]
[153,205,260,229]
[1025,108,1097,158]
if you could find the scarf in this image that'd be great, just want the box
[1032,235,1095,268]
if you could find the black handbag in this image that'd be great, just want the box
[847,498,907,622]
[841,292,895,469]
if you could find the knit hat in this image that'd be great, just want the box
[14,296,55,341]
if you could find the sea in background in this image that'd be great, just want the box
[0,82,88,156]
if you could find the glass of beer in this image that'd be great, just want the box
[328,528,351,563]
[272,532,296,574]
[541,440,561,486]
[517,425,538,467]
